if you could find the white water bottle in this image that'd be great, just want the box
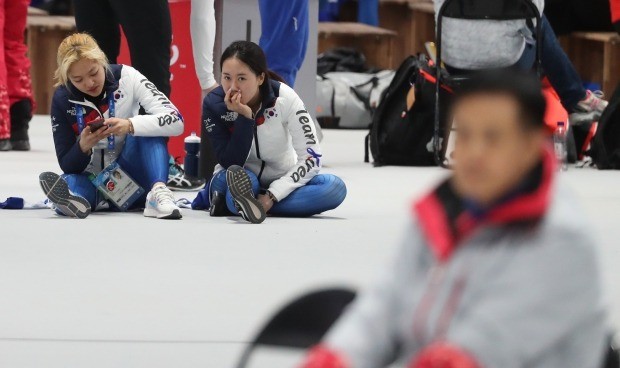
[554,122,568,171]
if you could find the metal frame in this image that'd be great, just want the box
[433,0,543,167]
[235,288,356,368]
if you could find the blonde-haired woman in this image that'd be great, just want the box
[39,33,184,219]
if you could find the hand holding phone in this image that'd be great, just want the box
[87,117,106,133]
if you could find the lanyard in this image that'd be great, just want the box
[76,93,116,150]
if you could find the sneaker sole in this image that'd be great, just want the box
[10,140,30,151]
[569,111,601,125]
[167,183,206,192]
[39,172,91,219]
[143,207,183,220]
[226,165,266,224]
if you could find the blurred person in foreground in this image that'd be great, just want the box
[301,71,607,368]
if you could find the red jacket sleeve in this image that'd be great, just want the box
[611,0,620,23]
[409,342,481,368]
[299,345,349,368]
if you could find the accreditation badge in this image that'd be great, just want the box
[90,162,144,211]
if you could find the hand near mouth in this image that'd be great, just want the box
[225,88,252,120]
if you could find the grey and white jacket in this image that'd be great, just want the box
[303,148,607,368]
[434,0,544,70]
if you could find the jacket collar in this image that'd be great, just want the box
[414,146,556,261]
[262,79,278,108]
[254,80,279,126]
[67,67,119,107]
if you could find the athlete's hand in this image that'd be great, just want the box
[258,193,274,213]
[79,125,110,154]
[225,88,252,120]
[105,118,133,136]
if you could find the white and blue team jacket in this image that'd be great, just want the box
[202,80,322,201]
[50,64,184,175]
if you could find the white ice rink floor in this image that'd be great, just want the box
[1,116,619,367]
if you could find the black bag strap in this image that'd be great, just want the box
[350,76,379,112]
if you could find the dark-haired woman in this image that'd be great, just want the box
[193,41,346,223]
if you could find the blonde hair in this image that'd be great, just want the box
[54,33,109,88]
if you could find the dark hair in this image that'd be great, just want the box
[451,70,547,130]
[220,41,286,99]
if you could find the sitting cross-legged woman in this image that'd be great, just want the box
[193,41,347,223]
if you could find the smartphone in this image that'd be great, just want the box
[87,118,106,132]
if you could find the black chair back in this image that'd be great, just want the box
[235,287,356,368]
[603,334,620,368]
[440,0,539,20]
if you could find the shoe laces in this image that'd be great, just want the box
[153,186,176,205]
[586,90,607,107]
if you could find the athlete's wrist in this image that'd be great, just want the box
[266,190,278,203]
[128,118,134,135]
[79,139,93,154]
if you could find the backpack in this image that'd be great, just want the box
[316,70,395,129]
[317,48,372,75]
[365,55,452,166]
[590,84,620,169]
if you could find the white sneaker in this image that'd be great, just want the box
[144,185,182,219]
[575,90,608,114]
[570,90,609,125]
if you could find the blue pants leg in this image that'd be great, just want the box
[537,16,586,112]
[116,135,169,208]
[514,16,586,112]
[62,173,100,210]
[270,174,347,217]
[259,0,309,87]
[209,170,228,197]
[208,169,260,215]
[192,170,226,210]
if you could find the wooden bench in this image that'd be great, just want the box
[561,32,620,98]
[339,0,434,69]
[318,22,397,70]
[27,6,49,16]
[340,1,620,99]
[26,15,76,114]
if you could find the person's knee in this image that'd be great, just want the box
[324,174,347,207]
[209,170,228,195]
[134,136,167,150]
[219,168,259,215]
[306,174,347,210]
[245,169,260,193]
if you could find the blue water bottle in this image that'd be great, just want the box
[184,132,201,178]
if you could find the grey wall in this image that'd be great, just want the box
[215,0,318,118]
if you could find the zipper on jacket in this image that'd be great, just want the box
[411,263,447,345]
[74,95,107,171]
[253,125,266,181]
[411,260,473,345]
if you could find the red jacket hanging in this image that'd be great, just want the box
[611,0,620,31]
